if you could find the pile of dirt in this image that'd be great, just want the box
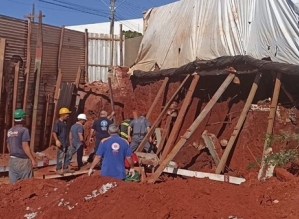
[1,175,299,218]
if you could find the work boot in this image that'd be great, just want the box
[63,169,75,173]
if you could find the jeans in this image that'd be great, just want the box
[9,157,33,183]
[130,135,153,153]
[71,143,84,168]
[56,146,72,171]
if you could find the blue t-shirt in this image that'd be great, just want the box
[53,119,69,147]
[96,134,132,180]
[7,125,31,159]
[92,117,113,141]
[70,123,84,146]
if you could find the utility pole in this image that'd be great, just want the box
[109,0,116,69]
[32,3,35,22]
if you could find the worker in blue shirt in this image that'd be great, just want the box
[88,124,135,180]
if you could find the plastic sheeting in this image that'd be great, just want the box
[129,0,299,73]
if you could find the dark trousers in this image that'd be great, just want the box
[72,144,84,168]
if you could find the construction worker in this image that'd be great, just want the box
[128,113,153,153]
[88,110,115,162]
[120,117,134,140]
[52,107,74,174]
[69,114,87,171]
[7,109,37,183]
[88,124,136,180]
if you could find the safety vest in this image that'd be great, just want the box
[120,119,132,138]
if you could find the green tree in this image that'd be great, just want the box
[122,30,142,39]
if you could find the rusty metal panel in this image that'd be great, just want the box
[61,28,85,83]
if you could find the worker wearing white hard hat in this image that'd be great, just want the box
[69,114,88,170]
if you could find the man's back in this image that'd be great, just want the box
[92,117,112,140]
[97,134,132,179]
[7,126,30,159]
[130,116,150,135]
[70,123,84,145]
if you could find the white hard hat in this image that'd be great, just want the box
[77,114,87,120]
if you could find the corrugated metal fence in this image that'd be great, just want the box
[0,14,86,152]
[88,33,122,82]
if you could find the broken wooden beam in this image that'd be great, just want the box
[30,11,43,151]
[163,167,245,185]
[216,73,262,174]
[161,74,200,160]
[146,77,169,120]
[202,130,220,166]
[136,75,190,152]
[258,72,281,181]
[147,73,235,183]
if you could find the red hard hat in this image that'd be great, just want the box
[125,153,139,169]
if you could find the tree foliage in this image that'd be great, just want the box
[122,30,142,39]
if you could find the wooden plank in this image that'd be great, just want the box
[147,73,235,183]
[146,77,169,120]
[161,74,200,160]
[84,29,89,83]
[155,128,162,147]
[58,25,65,70]
[216,73,262,174]
[136,75,190,152]
[35,170,89,180]
[119,24,123,66]
[30,11,43,151]
[202,130,220,166]
[74,66,81,88]
[108,76,116,123]
[163,167,246,185]
[156,116,172,156]
[48,70,62,148]
[258,72,281,181]
[12,62,20,126]
[0,38,5,98]
[23,18,32,110]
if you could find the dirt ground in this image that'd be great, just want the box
[1,174,299,219]
[1,69,299,218]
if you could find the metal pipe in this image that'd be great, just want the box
[136,75,190,152]
[161,74,200,160]
[216,73,262,174]
[84,29,89,83]
[58,25,65,70]
[108,76,116,123]
[119,24,123,66]
[146,77,169,120]
[147,73,235,183]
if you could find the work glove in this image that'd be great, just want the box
[129,168,135,177]
[88,168,94,176]
[55,140,62,147]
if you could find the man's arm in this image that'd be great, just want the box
[107,111,115,120]
[89,129,95,143]
[90,155,102,170]
[126,156,134,169]
[22,130,37,167]
[69,132,73,147]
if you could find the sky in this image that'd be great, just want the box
[1,0,178,26]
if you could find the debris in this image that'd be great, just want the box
[273,200,279,204]
[24,212,37,219]
[84,182,117,201]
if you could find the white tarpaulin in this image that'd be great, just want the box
[130,0,299,73]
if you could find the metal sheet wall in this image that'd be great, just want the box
[0,15,86,152]
[88,33,121,82]
[60,28,85,83]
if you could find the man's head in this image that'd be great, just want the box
[77,113,87,125]
[140,112,146,117]
[13,109,26,125]
[59,107,71,121]
[100,110,108,118]
[108,123,120,135]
